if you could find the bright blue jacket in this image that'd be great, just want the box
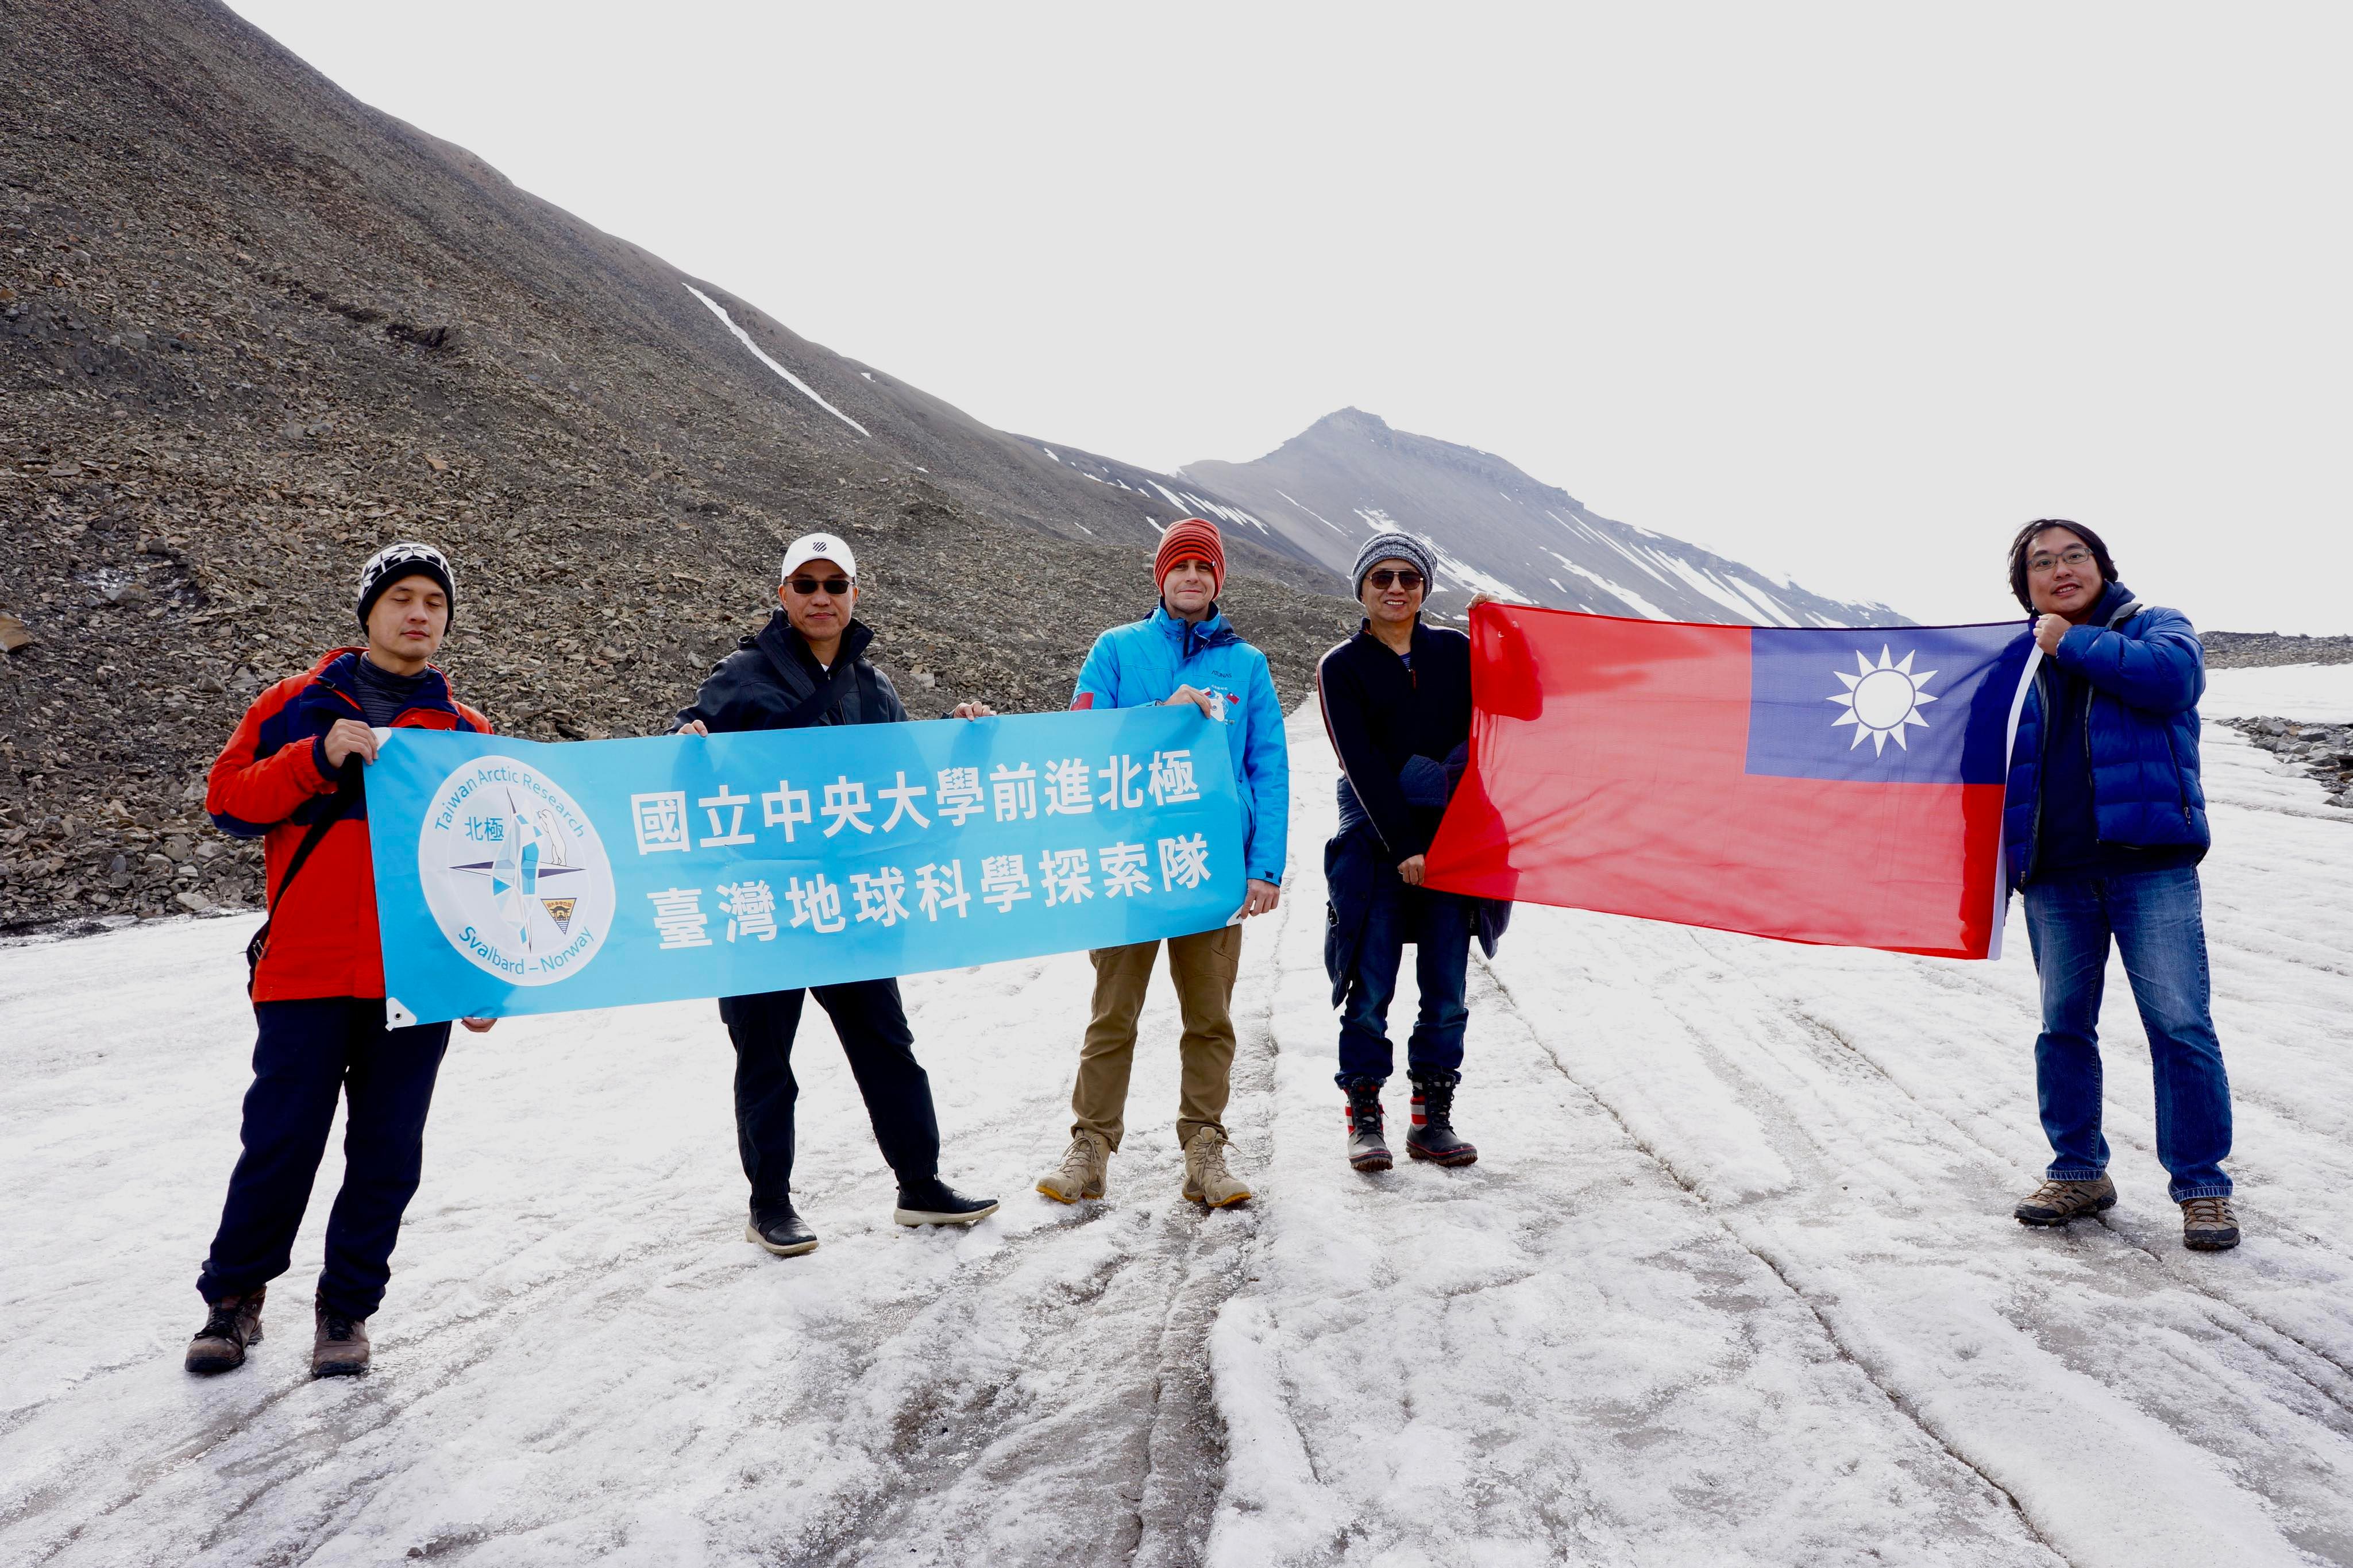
[1072,605,1290,883]
[2002,580,2209,889]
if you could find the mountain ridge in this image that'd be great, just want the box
[1179,407,1910,628]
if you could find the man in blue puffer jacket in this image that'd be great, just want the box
[1033,518,1290,1210]
[2000,518,2239,1252]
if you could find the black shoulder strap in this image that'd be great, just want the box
[272,764,360,914]
[246,763,358,995]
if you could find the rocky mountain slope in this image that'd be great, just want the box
[0,0,1356,931]
[1176,408,1907,627]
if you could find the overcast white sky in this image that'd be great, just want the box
[226,2,2350,632]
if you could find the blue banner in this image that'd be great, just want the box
[365,708,1245,1025]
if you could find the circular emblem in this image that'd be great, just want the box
[416,754,617,987]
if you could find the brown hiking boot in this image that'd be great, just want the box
[2014,1175,2116,1227]
[1036,1130,1110,1204]
[1182,1127,1252,1208]
[2181,1196,2241,1252]
[185,1287,266,1375]
[311,1300,372,1378]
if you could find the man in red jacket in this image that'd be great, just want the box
[186,543,495,1380]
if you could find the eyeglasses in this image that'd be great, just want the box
[1367,569,1425,590]
[786,576,853,596]
[2026,548,2093,575]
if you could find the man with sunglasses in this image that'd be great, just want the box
[1316,531,1505,1175]
[673,532,998,1257]
[1033,517,1289,1210]
[1999,519,2238,1252]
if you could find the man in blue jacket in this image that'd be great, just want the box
[2001,519,2239,1251]
[1034,518,1289,1210]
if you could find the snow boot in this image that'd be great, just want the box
[2013,1175,2116,1227]
[2181,1196,2241,1252]
[311,1300,371,1378]
[185,1287,265,1375]
[895,1179,1000,1227]
[1036,1130,1110,1204]
[1182,1127,1253,1208]
[1344,1083,1392,1173]
[1406,1073,1479,1167]
[747,1202,819,1257]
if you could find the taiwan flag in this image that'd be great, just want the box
[1422,605,2041,959]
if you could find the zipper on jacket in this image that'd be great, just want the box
[2159,724,2193,825]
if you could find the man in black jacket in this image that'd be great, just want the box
[674,531,997,1255]
[1316,531,1503,1175]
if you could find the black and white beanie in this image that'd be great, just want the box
[1352,530,1437,598]
[356,542,457,631]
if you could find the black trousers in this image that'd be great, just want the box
[198,998,452,1318]
[718,979,940,1209]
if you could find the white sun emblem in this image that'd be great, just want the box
[1828,646,1939,754]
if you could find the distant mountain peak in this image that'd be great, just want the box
[1183,414,1907,628]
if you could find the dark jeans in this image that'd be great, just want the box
[1335,866,1473,1087]
[2023,866,2233,1202]
[718,979,940,1210]
[198,998,452,1318]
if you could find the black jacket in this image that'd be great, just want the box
[672,613,908,735]
[1315,618,1507,1003]
[1315,619,1474,859]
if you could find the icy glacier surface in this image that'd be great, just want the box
[4,686,2352,1566]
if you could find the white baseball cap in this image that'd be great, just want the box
[780,531,858,582]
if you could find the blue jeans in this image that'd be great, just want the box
[1335,868,1473,1087]
[2022,867,2232,1202]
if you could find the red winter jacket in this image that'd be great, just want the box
[207,648,491,1002]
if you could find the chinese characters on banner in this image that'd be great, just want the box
[365,707,1246,1026]
[622,747,1212,948]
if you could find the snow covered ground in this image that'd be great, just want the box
[5,684,2352,1567]
[2201,663,2353,723]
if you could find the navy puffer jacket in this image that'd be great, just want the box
[2002,580,2209,889]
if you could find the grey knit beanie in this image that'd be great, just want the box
[1352,531,1437,599]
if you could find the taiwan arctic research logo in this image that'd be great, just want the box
[417,755,617,987]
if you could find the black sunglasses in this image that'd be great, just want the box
[786,576,853,596]
[1367,569,1425,590]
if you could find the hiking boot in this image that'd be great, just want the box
[747,1202,819,1257]
[1406,1073,1479,1167]
[2013,1175,2116,1227]
[1344,1083,1392,1173]
[1036,1130,1110,1204]
[895,1179,1000,1227]
[311,1300,371,1378]
[185,1287,265,1375]
[2181,1196,2241,1252]
[1182,1127,1252,1207]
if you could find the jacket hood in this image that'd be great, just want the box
[1150,602,1239,652]
[757,609,875,669]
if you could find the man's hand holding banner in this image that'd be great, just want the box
[367,707,1244,1025]
[1423,603,2040,959]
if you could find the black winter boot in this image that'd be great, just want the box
[895,1179,1000,1227]
[1344,1082,1392,1172]
[747,1202,819,1257]
[1407,1073,1478,1167]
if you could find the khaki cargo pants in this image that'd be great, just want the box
[1070,925,1244,1151]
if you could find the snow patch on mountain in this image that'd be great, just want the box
[684,285,870,438]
